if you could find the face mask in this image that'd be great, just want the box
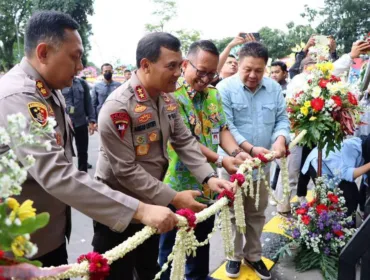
[104,72,113,81]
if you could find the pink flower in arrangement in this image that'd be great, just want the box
[176,209,196,229]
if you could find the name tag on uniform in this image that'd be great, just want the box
[69,106,75,114]
[211,127,220,145]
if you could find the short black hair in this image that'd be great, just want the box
[124,69,131,74]
[101,63,113,71]
[228,54,236,59]
[136,32,181,68]
[271,61,287,72]
[239,42,269,64]
[25,11,79,57]
[187,40,219,58]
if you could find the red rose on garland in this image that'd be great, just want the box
[331,96,342,108]
[77,252,110,280]
[217,189,235,207]
[257,154,269,164]
[176,209,196,229]
[318,78,329,88]
[347,92,358,105]
[230,173,245,186]
[311,98,325,112]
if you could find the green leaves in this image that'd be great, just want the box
[294,246,339,280]
[8,213,49,235]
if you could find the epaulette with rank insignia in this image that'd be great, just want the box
[134,85,149,102]
[35,80,51,98]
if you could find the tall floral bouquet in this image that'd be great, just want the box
[278,177,356,280]
[287,61,362,155]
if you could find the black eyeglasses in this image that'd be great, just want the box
[188,60,219,80]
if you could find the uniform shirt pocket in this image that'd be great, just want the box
[262,103,276,124]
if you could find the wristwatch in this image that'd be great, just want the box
[202,172,218,184]
[215,155,224,168]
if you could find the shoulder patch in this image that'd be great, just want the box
[110,112,130,139]
[166,104,177,112]
[161,92,171,103]
[27,102,48,127]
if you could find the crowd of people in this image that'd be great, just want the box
[1,9,370,280]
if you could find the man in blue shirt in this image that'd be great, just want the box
[217,42,290,279]
[91,63,121,118]
[62,76,96,172]
[302,136,370,217]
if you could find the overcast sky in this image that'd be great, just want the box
[88,0,325,67]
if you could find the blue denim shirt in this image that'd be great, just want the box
[62,77,96,128]
[92,80,121,117]
[217,75,290,158]
[302,137,364,182]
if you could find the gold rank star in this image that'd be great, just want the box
[139,93,145,98]
[36,82,43,89]
[137,88,143,94]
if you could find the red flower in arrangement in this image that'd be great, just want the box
[329,205,335,210]
[311,98,325,112]
[287,107,295,113]
[328,193,339,204]
[316,204,329,215]
[308,79,313,84]
[330,75,341,82]
[318,78,329,88]
[301,215,311,225]
[347,92,358,105]
[307,198,317,207]
[230,173,245,186]
[77,252,110,280]
[0,250,4,259]
[176,209,196,229]
[334,230,344,237]
[331,96,342,108]
[296,208,307,215]
[295,91,304,98]
[257,154,269,164]
[217,189,235,207]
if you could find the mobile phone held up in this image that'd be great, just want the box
[240,32,261,42]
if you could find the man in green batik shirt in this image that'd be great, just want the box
[159,40,251,280]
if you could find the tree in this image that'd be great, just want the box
[211,37,233,53]
[32,0,94,66]
[145,0,201,54]
[301,0,370,53]
[0,1,31,71]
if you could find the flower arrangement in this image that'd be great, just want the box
[277,177,356,280]
[287,61,362,154]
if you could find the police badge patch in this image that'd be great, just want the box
[27,102,48,127]
[110,112,130,139]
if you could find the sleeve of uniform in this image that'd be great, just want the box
[0,93,139,233]
[169,106,214,183]
[82,80,96,123]
[98,101,177,206]
[332,53,352,77]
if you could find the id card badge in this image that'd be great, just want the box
[69,106,75,114]
[211,127,220,145]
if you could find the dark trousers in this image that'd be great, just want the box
[308,164,359,217]
[297,145,315,197]
[159,205,215,280]
[93,222,160,280]
[35,243,69,279]
[74,124,89,172]
[271,165,280,190]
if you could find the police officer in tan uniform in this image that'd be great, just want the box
[0,11,178,269]
[94,32,234,280]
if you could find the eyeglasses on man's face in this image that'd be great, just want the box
[188,60,219,80]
